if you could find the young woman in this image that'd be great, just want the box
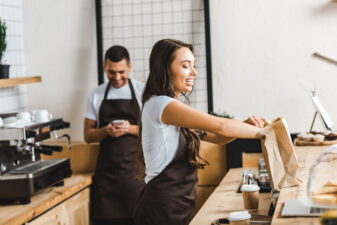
[133,39,265,225]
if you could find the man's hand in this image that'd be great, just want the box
[106,120,130,137]
[245,115,266,128]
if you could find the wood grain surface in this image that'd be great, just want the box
[271,146,326,225]
[0,76,41,88]
[191,146,328,225]
[0,174,92,225]
[190,168,271,225]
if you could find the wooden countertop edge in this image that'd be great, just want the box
[3,174,92,225]
[45,140,217,148]
[44,140,99,147]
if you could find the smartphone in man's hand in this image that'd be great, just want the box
[112,120,125,125]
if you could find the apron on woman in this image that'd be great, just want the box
[91,80,145,221]
[133,131,198,225]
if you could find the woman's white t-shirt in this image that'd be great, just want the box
[142,95,180,183]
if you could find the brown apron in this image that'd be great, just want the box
[92,80,145,219]
[133,131,198,225]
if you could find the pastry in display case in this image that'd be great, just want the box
[307,144,337,208]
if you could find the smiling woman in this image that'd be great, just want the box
[170,47,197,96]
[133,39,266,225]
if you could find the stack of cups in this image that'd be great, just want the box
[228,210,251,225]
[241,184,260,211]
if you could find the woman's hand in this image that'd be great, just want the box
[245,115,267,128]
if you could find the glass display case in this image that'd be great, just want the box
[307,144,337,208]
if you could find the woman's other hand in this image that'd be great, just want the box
[245,115,267,128]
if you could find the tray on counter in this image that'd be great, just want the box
[294,138,337,146]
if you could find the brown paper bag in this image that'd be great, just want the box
[260,117,302,189]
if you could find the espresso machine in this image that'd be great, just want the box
[0,113,72,204]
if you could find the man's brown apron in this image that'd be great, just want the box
[133,131,198,225]
[92,80,145,219]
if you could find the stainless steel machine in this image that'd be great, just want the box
[0,113,72,204]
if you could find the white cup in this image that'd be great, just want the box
[16,111,32,122]
[228,210,251,225]
[33,110,53,123]
[3,116,17,125]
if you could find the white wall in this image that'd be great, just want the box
[0,0,27,113]
[22,0,209,142]
[101,0,208,112]
[23,0,97,141]
[21,0,337,140]
[211,0,337,132]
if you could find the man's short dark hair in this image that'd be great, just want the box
[104,45,130,63]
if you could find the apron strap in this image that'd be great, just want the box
[102,79,140,116]
[103,82,111,100]
[128,79,140,115]
[104,79,137,101]
[128,79,137,100]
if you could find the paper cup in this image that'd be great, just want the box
[228,210,251,225]
[241,184,260,210]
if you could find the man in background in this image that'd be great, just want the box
[84,46,145,225]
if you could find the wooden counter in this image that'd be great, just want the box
[190,168,272,225]
[0,174,92,225]
[43,140,227,216]
[271,146,325,225]
[190,146,327,225]
[42,141,100,174]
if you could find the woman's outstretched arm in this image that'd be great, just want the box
[161,100,263,142]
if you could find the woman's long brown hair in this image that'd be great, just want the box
[136,39,209,180]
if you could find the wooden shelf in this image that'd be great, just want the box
[0,76,41,88]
